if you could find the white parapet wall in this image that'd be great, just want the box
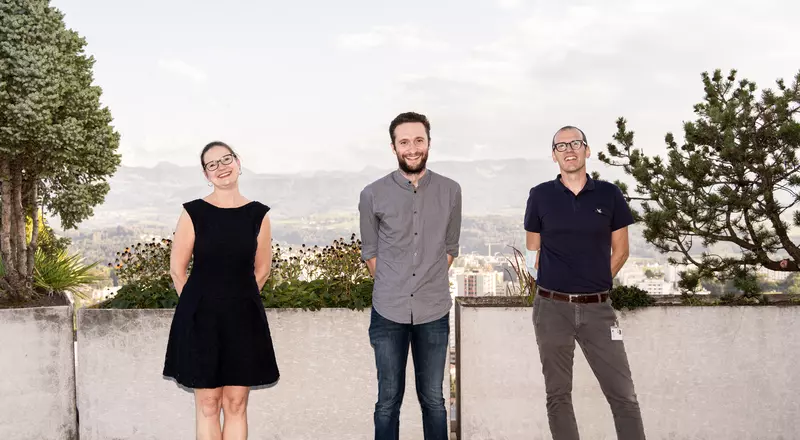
[456,296,800,440]
[77,308,450,440]
[0,305,77,440]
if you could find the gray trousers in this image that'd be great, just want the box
[533,291,646,440]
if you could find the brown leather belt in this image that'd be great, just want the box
[537,287,609,304]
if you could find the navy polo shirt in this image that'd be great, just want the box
[524,174,634,294]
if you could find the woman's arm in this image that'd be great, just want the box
[169,209,195,296]
[254,213,273,291]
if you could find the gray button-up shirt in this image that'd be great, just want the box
[359,169,462,324]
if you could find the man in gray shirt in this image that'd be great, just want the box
[359,111,462,440]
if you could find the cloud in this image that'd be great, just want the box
[157,58,208,85]
[385,0,800,161]
[335,25,449,52]
[496,0,525,10]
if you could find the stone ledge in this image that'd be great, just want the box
[456,293,800,307]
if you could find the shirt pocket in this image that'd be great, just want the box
[590,204,613,230]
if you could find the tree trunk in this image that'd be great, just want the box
[0,158,19,296]
[1,159,13,272]
[6,164,18,276]
[27,182,39,278]
[12,164,28,280]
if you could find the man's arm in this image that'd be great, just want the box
[358,187,378,277]
[523,187,541,279]
[609,185,634,278]
[526,231,541,267]
[445,184,462,268]
[610,226,630,277]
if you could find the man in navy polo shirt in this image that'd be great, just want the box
[524,126,646,439]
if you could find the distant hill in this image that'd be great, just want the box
[62,158,629,230]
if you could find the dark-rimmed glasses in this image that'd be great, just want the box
[553,140,586,152]
[203,153,235,172]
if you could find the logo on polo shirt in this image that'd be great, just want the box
[595,208,603,214]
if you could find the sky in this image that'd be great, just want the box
[50,0,800,174]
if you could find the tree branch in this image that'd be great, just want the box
[763,185,800,262]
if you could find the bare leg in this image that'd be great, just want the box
[221,386,250,440]
[195,388,223,440]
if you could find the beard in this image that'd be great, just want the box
[397,151,428,175]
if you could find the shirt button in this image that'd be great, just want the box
[412,273,416,276]
[414,232,418,235]
[411,294,414,297]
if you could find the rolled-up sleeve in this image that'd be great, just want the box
[446,184,462,257]
[358,186,378,261]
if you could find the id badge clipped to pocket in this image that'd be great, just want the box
[610,319,623,341]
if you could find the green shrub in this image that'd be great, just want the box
[102,277,177,309]
[261,278,373,311]
[609,285,655,311]
[33,248,103,298]
[101,234,374,310]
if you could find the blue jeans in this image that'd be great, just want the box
[369,307,449,440]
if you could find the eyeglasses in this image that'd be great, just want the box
[552,140,586,152]
[203,153,235,172]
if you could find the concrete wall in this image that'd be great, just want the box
[77,308,449,440]
[456,297,800,440]
[0,305,77,440]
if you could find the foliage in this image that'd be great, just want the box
[609,285,655,311]
[503,245,536,305]
[599,69,800,294]
[0,0,121,301]
[110,238,175,286]
[269,234,370,285]
[33,248,103,298]
[102,277,177,309]
[787,274,800,295]
[27,211,71,257]
[644,269,663,279]
[261,278,374,311]
[101,234,374,310]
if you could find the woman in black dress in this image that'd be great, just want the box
[163,141,280,439]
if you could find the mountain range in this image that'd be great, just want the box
[65,158,630,231]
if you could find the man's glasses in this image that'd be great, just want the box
[203,153,235,172]
[552,140,586,152]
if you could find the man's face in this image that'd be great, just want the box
[392,122,429,174]
[552,128,590,174]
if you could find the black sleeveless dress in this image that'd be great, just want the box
[163,199,280,389]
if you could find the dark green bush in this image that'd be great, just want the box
[102,277,178,309]
[609,285,655,311]
[261,278,373,311]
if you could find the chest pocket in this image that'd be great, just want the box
[589,204,613,230]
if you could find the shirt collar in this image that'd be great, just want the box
[554,173,595,193]
[392,169,432,191]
